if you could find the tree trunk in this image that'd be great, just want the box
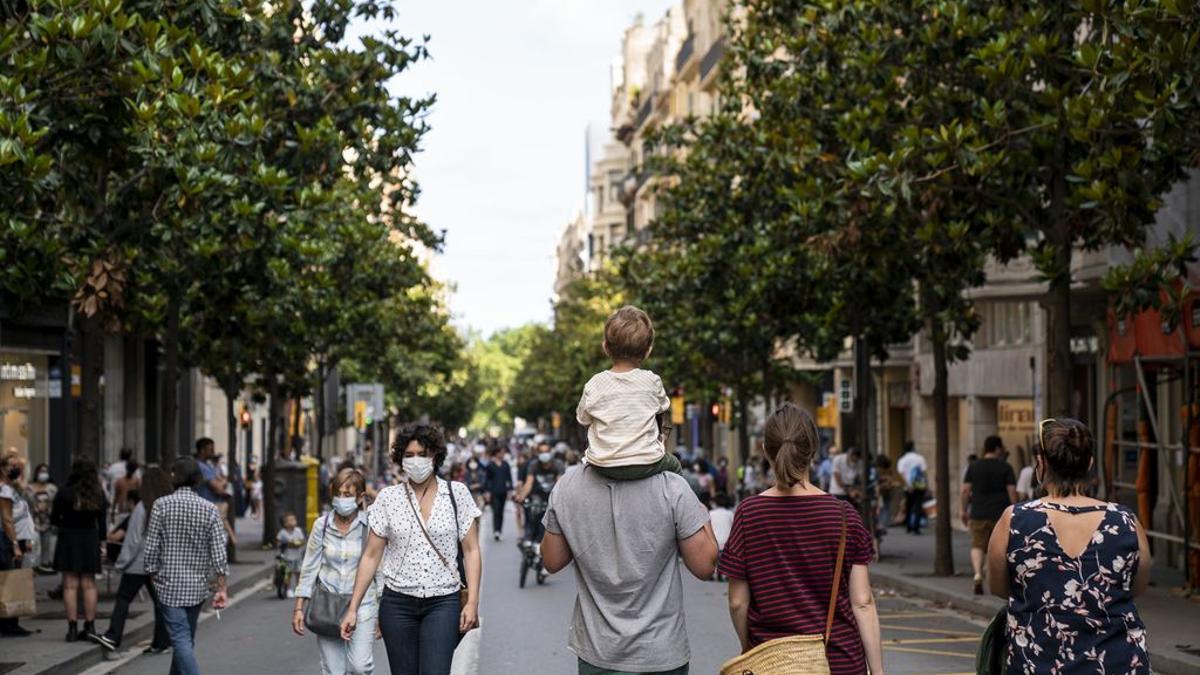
[1045,224,1073,417]
[78,315,104,460]
[224,390,238,563]
[1045,105,1073,418]
[263,375,279,547]
[315,361,326,461]
[853,337,876,537]
[932,327,955,576]
[160,298,181,462]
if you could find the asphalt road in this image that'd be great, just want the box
[90,502,986,674]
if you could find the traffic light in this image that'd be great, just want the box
[239,405,252,428]
[711,401,721,419]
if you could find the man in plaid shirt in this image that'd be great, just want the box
[143,456,229,675]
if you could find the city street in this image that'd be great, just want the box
[82,503,986,675]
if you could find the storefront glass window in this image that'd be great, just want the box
[0,354,50,469]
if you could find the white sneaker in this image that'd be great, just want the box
[286,589,295,599]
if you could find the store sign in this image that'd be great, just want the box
[14,386,36,399]
[998,399,1035,434]
[0,362,36,381]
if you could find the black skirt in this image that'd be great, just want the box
[54,527,103,574]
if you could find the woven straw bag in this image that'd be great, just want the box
[718,508,848,675]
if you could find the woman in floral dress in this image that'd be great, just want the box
[987,417,1152,674]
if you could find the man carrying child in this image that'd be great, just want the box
[541,305,717,674]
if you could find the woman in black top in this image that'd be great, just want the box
[51,457,107,642]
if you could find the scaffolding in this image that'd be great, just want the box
[1103,306,1200,593]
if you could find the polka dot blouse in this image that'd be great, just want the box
[368,478,480,598]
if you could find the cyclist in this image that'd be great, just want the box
[517,443,562,547]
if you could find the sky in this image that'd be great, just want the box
[351,0,676,336]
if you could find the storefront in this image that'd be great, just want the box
[0,354,53,469]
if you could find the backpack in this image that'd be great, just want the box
[909,465,928,492]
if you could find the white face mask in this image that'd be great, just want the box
[36,472,50,483]
[403,456,434,483]
[332,496,359,517]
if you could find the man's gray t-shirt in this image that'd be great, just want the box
[543,465,709,672]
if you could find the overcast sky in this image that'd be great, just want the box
[352,0,675,336]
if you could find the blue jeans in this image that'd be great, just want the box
[161,603,202,675]
[378,589,460,675]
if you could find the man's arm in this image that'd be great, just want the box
[542,531,573,573]
[960,482,972,527]
[678,522,718,580]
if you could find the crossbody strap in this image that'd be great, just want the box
[405,481,460,584]
[823,505,849,645]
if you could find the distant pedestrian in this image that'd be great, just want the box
[719,404,882,674]
[90,466,172,655]
[990,418,1151,673]
[896,441,928,534]
[874,455,903,541]
[961,436,1015,595]
[341,423,482,675]
[829,447,864,507]
[276,513,306,598]
[541,450,716,672]
[51,456,108,642]
[193,438,226,504]
[710,493,734,581]
[142,457,230,675]
[1015,445,1036,502]
[25,462,57,572]
[715,457,730,496]
[816,445,837,493]
[0,453,33,637]
[293,468,377,675]
[482,447,513,541]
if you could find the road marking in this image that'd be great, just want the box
[78,578,271,675]
[880,624,980,637]
[885,637,980,645]
[876,611,945,619]
[883,645,976,659]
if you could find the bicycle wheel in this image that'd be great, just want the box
[519,554,529,588]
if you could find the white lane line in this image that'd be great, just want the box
[78,578,272,675]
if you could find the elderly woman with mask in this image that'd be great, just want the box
[294,468,377,674]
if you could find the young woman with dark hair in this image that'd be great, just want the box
[719,403,883,674]
[90,465,173,654]
[51,456,108,642]
[340,423,483,675]
[988,418,1152,673]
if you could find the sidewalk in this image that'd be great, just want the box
[2,516,277,675]
[871,522,1200,675]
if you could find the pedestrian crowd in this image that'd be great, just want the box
[0,304,1159,675]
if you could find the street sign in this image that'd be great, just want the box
[838,378,853,413]
[345,383,384,427]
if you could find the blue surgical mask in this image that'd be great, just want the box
[332,496,359,516]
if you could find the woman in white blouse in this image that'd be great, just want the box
[293,468,376,674]
[341,424,482,675]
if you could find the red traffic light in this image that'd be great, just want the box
[239,406,252,428]
[711,402,721,418]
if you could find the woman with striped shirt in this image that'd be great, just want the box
[718,404,884,674]
[293,468,378,674]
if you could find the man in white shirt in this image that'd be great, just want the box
[896,442,928,534]
[829,447,863,505]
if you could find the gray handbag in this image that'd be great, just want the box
[304,514,368,638]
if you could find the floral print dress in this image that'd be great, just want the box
[1005,500,1150,674]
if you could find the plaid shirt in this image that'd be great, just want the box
[143,487,228,607]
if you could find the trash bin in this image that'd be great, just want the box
[273,460,317,532]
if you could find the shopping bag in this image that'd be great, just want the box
[0,567,37,618]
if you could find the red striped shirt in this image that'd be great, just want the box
[718,494,874,675]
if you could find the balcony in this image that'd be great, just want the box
[675,33,696,75]
[634,95,654,130]
[699,37,725,86]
